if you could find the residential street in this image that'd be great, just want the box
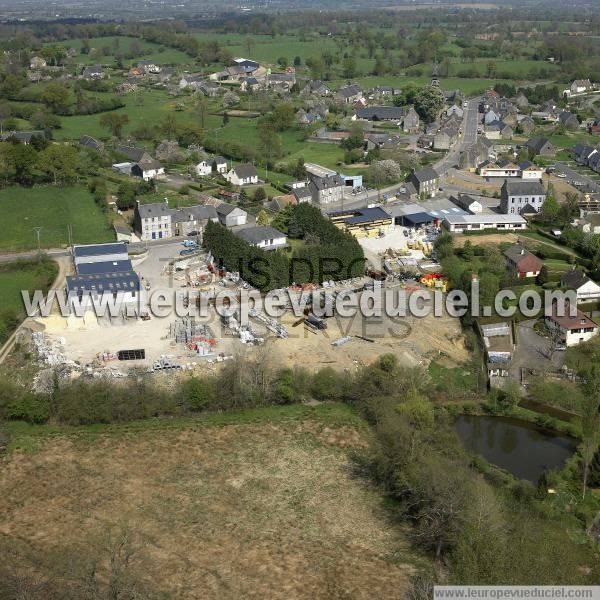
[553,162,599,193]
[433,97,479,175]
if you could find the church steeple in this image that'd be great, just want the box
[431,60,440,87]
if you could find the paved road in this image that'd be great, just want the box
[434,98,479,175]
[0,238,189,265]
[553,162,599,193]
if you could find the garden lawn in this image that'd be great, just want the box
[0,186,113,252]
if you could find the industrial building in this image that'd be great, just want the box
[443,213,527,233]
[329,207,392,237]
[67,242,140,316]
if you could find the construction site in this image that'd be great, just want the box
[24,238,466,379]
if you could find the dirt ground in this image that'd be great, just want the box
[273,293,467,371]
[452,233,519,247]
[0,418,414,599]
[33,284,468,373]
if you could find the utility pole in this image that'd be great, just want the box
[33,227,42,261]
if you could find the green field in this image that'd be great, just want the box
[0,186,113,251]
[0,268,47,314]
[54,89,222,141]
[51,35,191,67]
[0,258,58,342]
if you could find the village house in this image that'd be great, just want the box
[572,144,597,165]
[296,109,322,125]
[197,81,220,97]
[170,205,219,238]
[133,201,173,240]
[518,160,543,180]
[114,144,152,164]
[446,104,464,118]
[307,173,345,205]
[82,65,105,80]
[263,194,297,213]
[500,180,546,214]
[137,60,160,74]
[451,194,483,214]
[570,79,592,95]
[131,159,165,181]
[240,77,260,93]
[407,167,439,198]
[402,107,420,133]
[1,130,45,144]
[234,225,287,251]
[484,121,513,140]
[433,130,453,151]
[300,80,331,97]
[355,106,405,123]
[504,244,543,278]
[525,137,555,157]
[461,138,493,170]
[514,92,529,109]
[558,111,580,131]
[196,156,228,177]
[516,115,535,134]
[267,72,296,91]
[133,199,218,241]
[225,163,259,186]
[479,159,520,179]
[545,301,599,347]
[79,135,103,152]
[560,269,600,303]
[216,203,248,228]
[335,84,363,105]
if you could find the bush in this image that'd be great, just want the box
[310,367,343,401]
[6,393,50,424]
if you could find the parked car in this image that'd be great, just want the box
[182,239,197,248]
[180,248,197,256]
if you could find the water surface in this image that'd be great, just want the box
[454,415,575,483]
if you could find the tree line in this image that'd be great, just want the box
[203,204,365,291]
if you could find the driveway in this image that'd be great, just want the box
[510,319,565,382]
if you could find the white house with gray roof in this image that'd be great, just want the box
[216,203,248,227]
[195,156,228,177]
[225,163,259,186]
[234,225,287,251]
[133,200,220,241]
[500,180,546,215]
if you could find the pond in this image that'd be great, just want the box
[454,415,576,483]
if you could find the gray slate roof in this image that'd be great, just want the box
[235,225,285,244]
[73,242,127,258]
[171,205,218,223]
[502,180,544,196]
[232,163,258,178]
[561,269,592,289]
[355,106,406,121]
[410,166,438,184]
